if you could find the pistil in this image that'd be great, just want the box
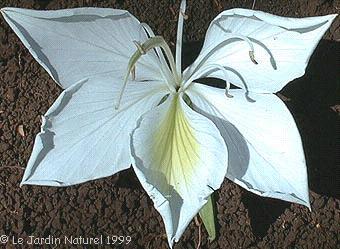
[175,0,187,77]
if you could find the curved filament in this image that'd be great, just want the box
[183,64,233,98]
[140,23,174,82]
[115,36,178,110]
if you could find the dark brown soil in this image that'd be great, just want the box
[0,0,339,248]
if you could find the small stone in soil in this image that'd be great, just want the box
[17,124,25,137]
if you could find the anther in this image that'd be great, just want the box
[249,51,258,65]
[225,89,234,98]
[133,40,146,55]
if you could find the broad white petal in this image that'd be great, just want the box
[22,77,168,186]
[187,83,310,208]
[1,7,163,88]
[130,94,228,246]
[184,9,337,93]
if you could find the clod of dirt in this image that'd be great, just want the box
[0,142,10,153]
[5,88,18,102]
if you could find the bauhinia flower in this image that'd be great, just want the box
[1,1,336,247]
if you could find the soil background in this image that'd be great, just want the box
[0,0,339,248]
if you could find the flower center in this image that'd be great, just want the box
[115,0,261,110]
[115,0,188,110]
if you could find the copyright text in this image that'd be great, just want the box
[0,235,132,246]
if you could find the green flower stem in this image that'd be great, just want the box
[199,194,217,241]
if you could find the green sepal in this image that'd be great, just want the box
[199,194,216,241]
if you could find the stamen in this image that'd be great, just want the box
[213,21,258,64]
[115,36,178,110]
[140,23,174,83]
[175,0,187,77]
[229,34,258,64]
[133,40,146,54]
[131,66,136,80]
[184,32,258,85]
[215,20,277,68]
[115,50,141,110]
[182,63,233,98]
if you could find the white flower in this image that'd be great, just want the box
[1,1,336,247]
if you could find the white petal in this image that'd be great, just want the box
[130,94,228,246]
[187,83,310,208]
[1,7,163,88]
[184,9,337,93]
[21,77,168,186]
